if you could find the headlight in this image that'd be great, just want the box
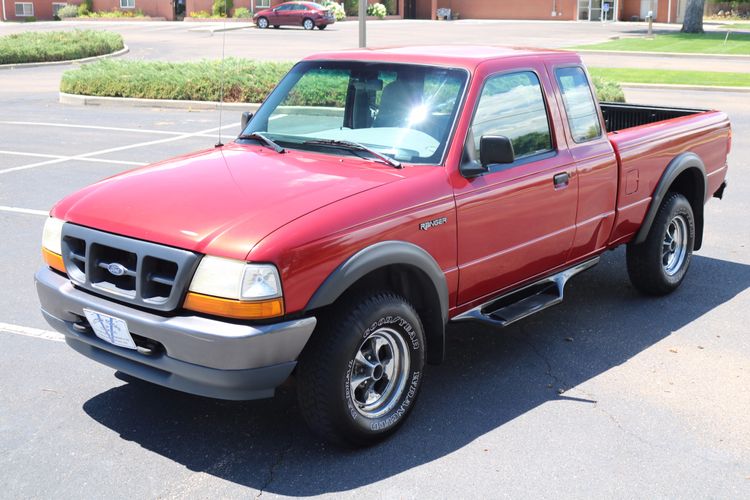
[185,256,284,319]
[41,217,66,273]
[42,217,64,255]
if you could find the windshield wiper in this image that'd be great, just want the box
[303,139,402,169]
[236,132,285,154]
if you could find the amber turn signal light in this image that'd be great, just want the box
[42,247,66,274]
[183,292,284,320]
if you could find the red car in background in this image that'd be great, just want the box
[253,1,335,30]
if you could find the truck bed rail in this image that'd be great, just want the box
[601,102,707,133]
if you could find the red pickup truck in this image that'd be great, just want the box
[36,46,730,447]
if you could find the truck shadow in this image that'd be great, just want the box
[82,249,750,496]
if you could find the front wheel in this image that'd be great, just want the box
[296,292,425,447]
[302,18,314,30]
[626,192,695,295]
[318,24,327,30]
[256,17,269,29]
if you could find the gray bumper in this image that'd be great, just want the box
[35,266,316,400]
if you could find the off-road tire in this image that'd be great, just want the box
[296,292,426,447]
[626,192,695,296]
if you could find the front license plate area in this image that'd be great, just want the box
[83,308,137,350]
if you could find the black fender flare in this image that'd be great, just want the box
[304,241,449,363]
[634,152,707,250]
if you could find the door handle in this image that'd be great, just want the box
[553,172,569,189]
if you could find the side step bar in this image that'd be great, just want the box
[452,257,600,328]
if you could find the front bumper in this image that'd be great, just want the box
[35,266,316,400]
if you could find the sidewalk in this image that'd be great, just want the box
[580,52,750,73]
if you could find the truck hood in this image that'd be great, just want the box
[52,143,405,260]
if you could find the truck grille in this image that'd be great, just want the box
[61,224,200,312]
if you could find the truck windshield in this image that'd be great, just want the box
[240,61,468,165]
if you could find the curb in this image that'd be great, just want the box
[0,45,129,70]
[59,92,261,111]
[620,83,750,93]
[576,49,750,59]
[188,23,254,33]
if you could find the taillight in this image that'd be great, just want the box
[727,127,732,156]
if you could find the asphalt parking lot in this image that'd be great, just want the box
[1,20,749,499]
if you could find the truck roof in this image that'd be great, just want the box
[303,45,574,71]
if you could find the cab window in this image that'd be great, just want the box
[468,71,553,164]
[555,67,602,143]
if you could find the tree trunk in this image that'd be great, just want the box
[681,0,705,33]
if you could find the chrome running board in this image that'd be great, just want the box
[452,257,600,328]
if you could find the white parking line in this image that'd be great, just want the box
[0,206,48,216]
[0,322,65,342]
[0,121,216,137]
[0,150,147,167]
[0,124,234,176]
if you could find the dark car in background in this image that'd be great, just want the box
[253,1,335,30]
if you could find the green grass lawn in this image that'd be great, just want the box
[589,67,750,87]
[573,32,750,55]
[0,30,124,65]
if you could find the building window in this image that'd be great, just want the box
[14,2,34,16]
[256,0,271,8]
[120,0,135,8]
[52,3,68,16]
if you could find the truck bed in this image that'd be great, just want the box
[604,103,731,246]
[600,102,707,133]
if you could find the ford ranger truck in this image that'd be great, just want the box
[36,46,731,447]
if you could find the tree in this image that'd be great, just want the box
[681,0,706,33]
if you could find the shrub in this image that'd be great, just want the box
[23,15,36,22]
[367,2,386,18]
[189,10,211,18]
[77,3,89,16]
[61,59,295,103]
[344,0,357,16]
[57,5,79,18]
[233,7,251,18]
[592,76,625,103]
[212,0,233,17]
[322,0,346,20]
[382,0,396,15]
[0,29,123,64]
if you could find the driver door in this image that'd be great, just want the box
[454,66,578,305]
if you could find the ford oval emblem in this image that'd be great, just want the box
[107,263,127,277]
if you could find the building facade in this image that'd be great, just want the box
[2,0,689,23]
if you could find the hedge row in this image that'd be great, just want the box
[0,30,124,65]
[60,58,626,104]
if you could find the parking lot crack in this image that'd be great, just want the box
[518,325,564,391]
[255,440,292,499]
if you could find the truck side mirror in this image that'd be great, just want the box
[480,135,514,167]
[241,112,253,130]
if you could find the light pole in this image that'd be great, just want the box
[359,0,367,48]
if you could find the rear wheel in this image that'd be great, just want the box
[256,17,269,29]
[626,192,695,295]
[303,18,314,30]
[296,292,425,447]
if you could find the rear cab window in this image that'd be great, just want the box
[554,67,602,143]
